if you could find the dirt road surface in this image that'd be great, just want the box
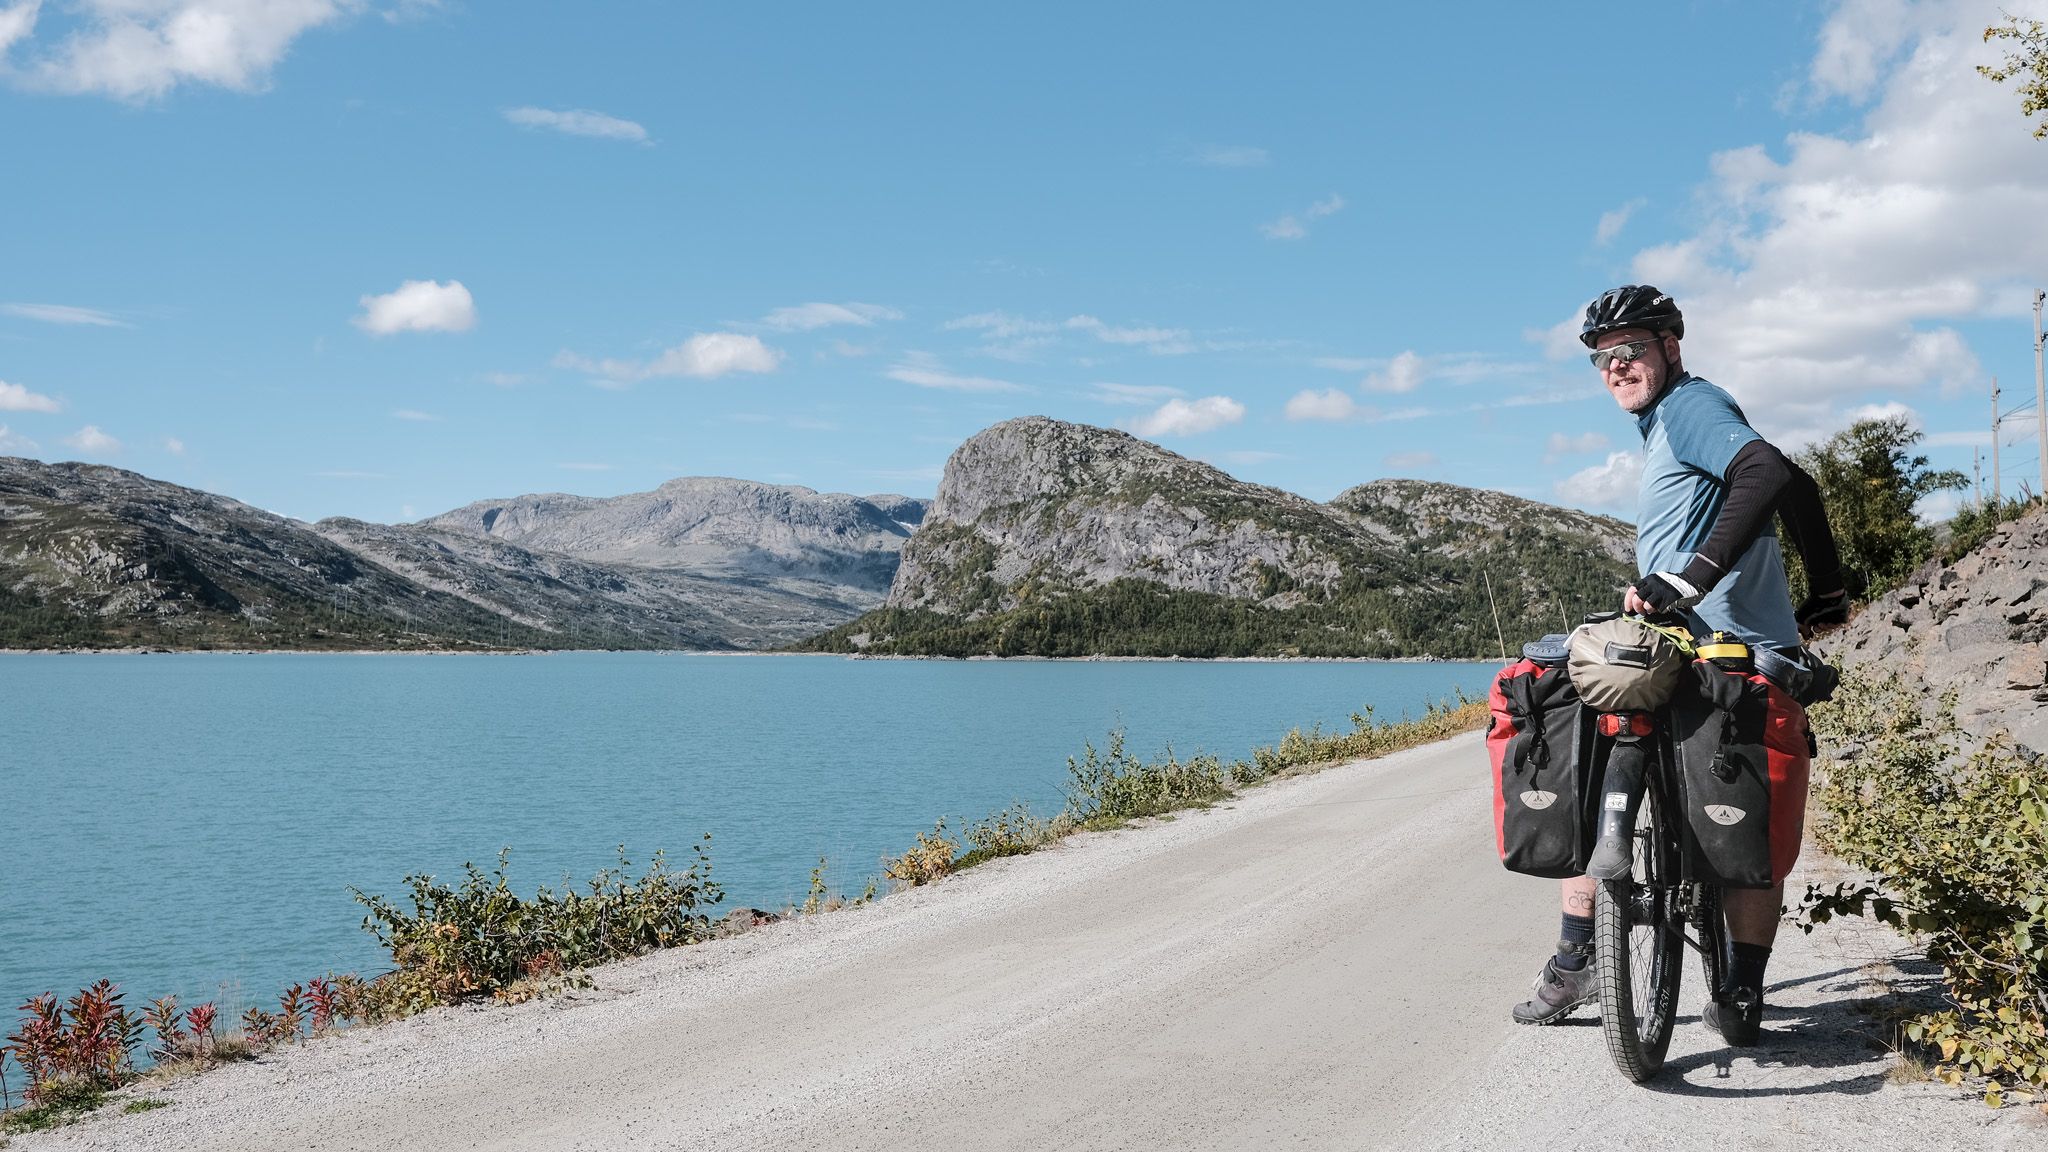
[20,732,2043,1151]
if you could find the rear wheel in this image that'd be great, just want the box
[1595,744,1683,1082]
[1695,884,1728,1008]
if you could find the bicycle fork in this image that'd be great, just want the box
[1585,711,1658,881]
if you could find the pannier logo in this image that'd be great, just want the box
[1704,804,1747,826]
[1603,642,1652,668]
[1519,790,1558,810]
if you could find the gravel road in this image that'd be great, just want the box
[18,732,2044,1151]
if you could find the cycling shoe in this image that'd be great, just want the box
[1705,987,1763,1046]
[1511,943,1596,1025]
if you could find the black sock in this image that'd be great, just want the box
[1556,913,1595,971]
[1729,942,1771,994]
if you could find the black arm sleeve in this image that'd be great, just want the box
[1774,456,1844,595]
[1676,439,1823,594]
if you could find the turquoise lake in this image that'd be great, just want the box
[0,653,1493,1032]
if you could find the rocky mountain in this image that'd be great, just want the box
[1817,502,2048,754]
[0,459,926,651]
[0,458,556,650]
[313,518,871,651]
[802,417,1637,658]
[425,478,927,593]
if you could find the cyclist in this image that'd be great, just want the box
[1511,284,1850,1045]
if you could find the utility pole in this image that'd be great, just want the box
[1993,376,2002,505]
[2035,289,2045,500]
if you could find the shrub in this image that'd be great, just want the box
[1799,666,2048,1106]
[350,838,724,1012]
[2,982,138,1108]
[1232,696,1486,785]
[956,802,1068,869]
[1944,494,2043,564]
[1064,730,1230,825]
[882,820,960,887]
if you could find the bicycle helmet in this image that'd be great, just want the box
[1580,285,1684,347]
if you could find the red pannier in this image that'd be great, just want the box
[1668,660,1812,888]
[1487,654,1593,878]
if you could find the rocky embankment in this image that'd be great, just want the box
[1816,502,2048,753]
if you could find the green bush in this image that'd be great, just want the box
[881,820,960,887]
[1064,730,1231,826]
[1233,695,1486,785]
[350,839,724,1011]
[1944,494,2044,564]
[1791,416,1967,596]
[1799,667,2048,1106]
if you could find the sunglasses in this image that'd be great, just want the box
[1589,339,1659,371]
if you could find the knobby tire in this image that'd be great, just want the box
[1594,742,1684,1083]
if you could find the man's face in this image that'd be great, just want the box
[1593,328,1675,414]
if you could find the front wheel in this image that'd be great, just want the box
[1595,744,1683,1082]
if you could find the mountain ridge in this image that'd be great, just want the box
[801,416,1637,658]
[0,459,926,651]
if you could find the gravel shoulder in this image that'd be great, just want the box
[19,732,2045,1152]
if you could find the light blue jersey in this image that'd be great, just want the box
[1633,374,1801,652]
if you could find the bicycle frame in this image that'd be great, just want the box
[1589,702,1729,1082]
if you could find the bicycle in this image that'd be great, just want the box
[1579,615,1730,1083]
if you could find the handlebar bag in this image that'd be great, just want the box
[1487,657,1594,878]
[1670,661,1812,888]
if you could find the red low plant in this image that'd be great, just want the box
[2,982,139,1105]
[275,985,306,1044]
[144,995,187,1062]
[184,1002,218,1053]
[305,978,339,1036]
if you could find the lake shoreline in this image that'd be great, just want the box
[0,646,1481,663]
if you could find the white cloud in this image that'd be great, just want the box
[1364,350,1426,394]
[0,380,60,412]
[829,339,876,358]
[761,302,901,331]
[1089,382,1184,406]
[2,0,359,101]
[1556,450,1644,514]
[1312,356,1371,372]
[943,311,1056,339]
[1,302,124,326]
[1187,143,1269,167]
[1260,214,1307,241]
[62,424,119,455]
[557,332,781,384]
[1611,0,2048,445]
[1383,450,1439,471]
[885,359,1024,393]
[1065,314,1193,353]
[0,3,36,57]
[354,279,476,335]
[503,106,649,143]
[1284,388,1360,422]
[1847,400,1919,426]
[1595,198,1645,245]
[1544,430,1610,462]
[0,424,39,453]
[163,436,184,454]
[1261,193,1343,240]
[1129,395,1244,437]
[392,408,438,422]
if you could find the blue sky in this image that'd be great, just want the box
[3,0,2046,524]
